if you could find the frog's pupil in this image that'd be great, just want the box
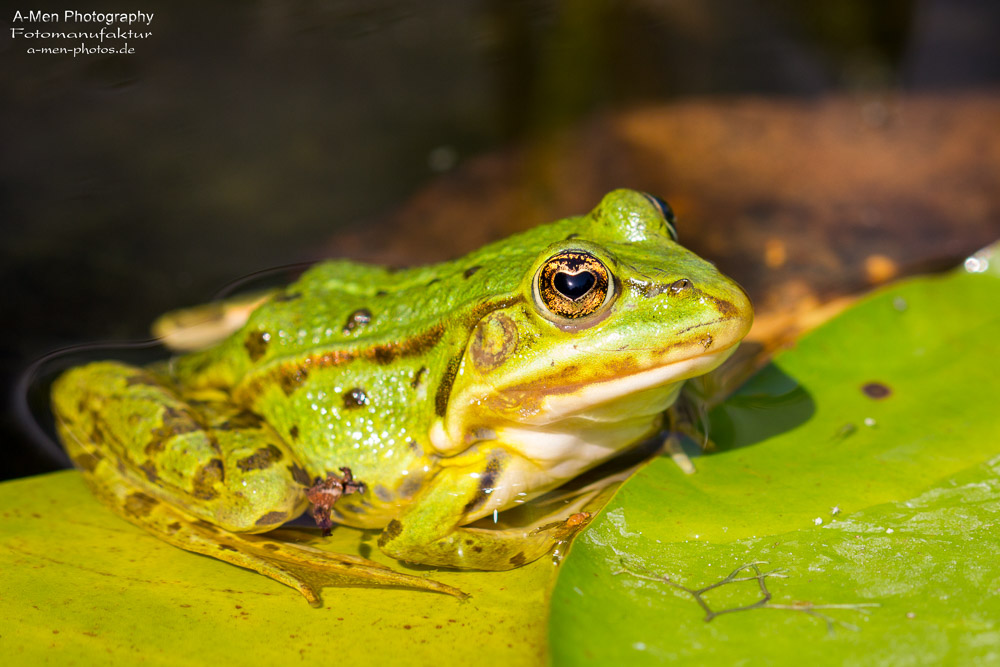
[554,271,595,300]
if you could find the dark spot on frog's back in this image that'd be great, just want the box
[254,511,288,527]
[398,473,423,499]
[372,324,446,366]
[279,367,309,396]
[463,265,482,279]
[343,388,370,409]
[124,491,158,518]
[144,435,166,455]
[343,308,373,334]
[84,419,109,445]
[244,330,271,362]
[217,410,264,430]
[288,463,312,486]
[379,519,403,545]
[236,444,284,472]
[289,425,300,441]
[411,366,427,389]
[195,519,220,533]
[509,552,527,567]
[139,460,160,482]
[192,458,224,500]
[72,451,103,473]
[157,406,199,435]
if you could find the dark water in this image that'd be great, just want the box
[3,0,999,479]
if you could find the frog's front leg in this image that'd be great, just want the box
[52,361,464,603]
[377,454,590,570]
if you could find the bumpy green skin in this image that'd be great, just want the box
[52,189,753,600]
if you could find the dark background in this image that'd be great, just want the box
[3,0,1000,480]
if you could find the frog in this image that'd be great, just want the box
[51,189,753,605]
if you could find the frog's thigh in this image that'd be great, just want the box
[376,464,581,570]
[52,361,309,533]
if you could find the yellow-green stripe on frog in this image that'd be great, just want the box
[52,189,753,605]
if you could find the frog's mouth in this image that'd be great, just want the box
[526,338,741,425]
[451,339,743,487]
[433,312,750,461]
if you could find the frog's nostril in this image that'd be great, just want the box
[668,278,692,295]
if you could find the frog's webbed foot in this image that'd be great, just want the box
[662,394,716,475]
[177,520,467,605]
[661,431,697,475]
[52,361,465,604]
[108,480,466,604]
[664,366,750,474]
[92,472,465,605]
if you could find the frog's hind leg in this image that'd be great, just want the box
[53,360,310,534]
[74,465,463,605]
[52,361,465,604]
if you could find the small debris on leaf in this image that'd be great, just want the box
[862,382,892,399]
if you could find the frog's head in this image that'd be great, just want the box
[431,189,753,476]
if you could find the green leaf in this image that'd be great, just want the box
[0,471,555,664]
[550,261,1000,664]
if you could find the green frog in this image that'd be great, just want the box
[52,189,753,605]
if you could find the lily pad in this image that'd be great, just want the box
[0,471,555,664]
[550,254,1000,663]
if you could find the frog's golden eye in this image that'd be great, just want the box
[641,192,678,241]
[534,250,613,320]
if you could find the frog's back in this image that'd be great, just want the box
[162,215,582,508]
[175,216,584,385]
